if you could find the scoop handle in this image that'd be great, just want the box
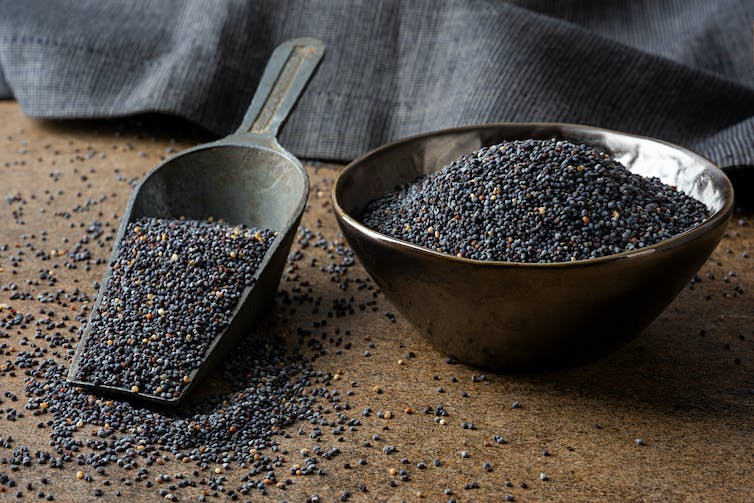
[236,38,325,139]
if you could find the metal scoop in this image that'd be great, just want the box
[67,38,325,406]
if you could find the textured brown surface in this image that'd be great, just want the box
[0,101,751,502]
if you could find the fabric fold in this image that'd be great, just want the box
[0,0,751,168]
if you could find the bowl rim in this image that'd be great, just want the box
[331,122,735,269]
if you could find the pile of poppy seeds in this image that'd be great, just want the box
[362,139,710,262]
[27,327,333,471]
[72,218,276,398]
[3,218,359,501]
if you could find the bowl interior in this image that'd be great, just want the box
[336,123,731,230]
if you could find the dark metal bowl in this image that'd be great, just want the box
[332,123,734,370]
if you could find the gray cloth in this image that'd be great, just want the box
[0,0,753,170]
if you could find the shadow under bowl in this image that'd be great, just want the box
[332,123,734,371]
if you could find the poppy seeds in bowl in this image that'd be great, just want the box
[361,138,710,263]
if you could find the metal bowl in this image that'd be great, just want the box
[332,123,734,370]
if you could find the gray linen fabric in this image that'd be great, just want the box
[0,0,753,169]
